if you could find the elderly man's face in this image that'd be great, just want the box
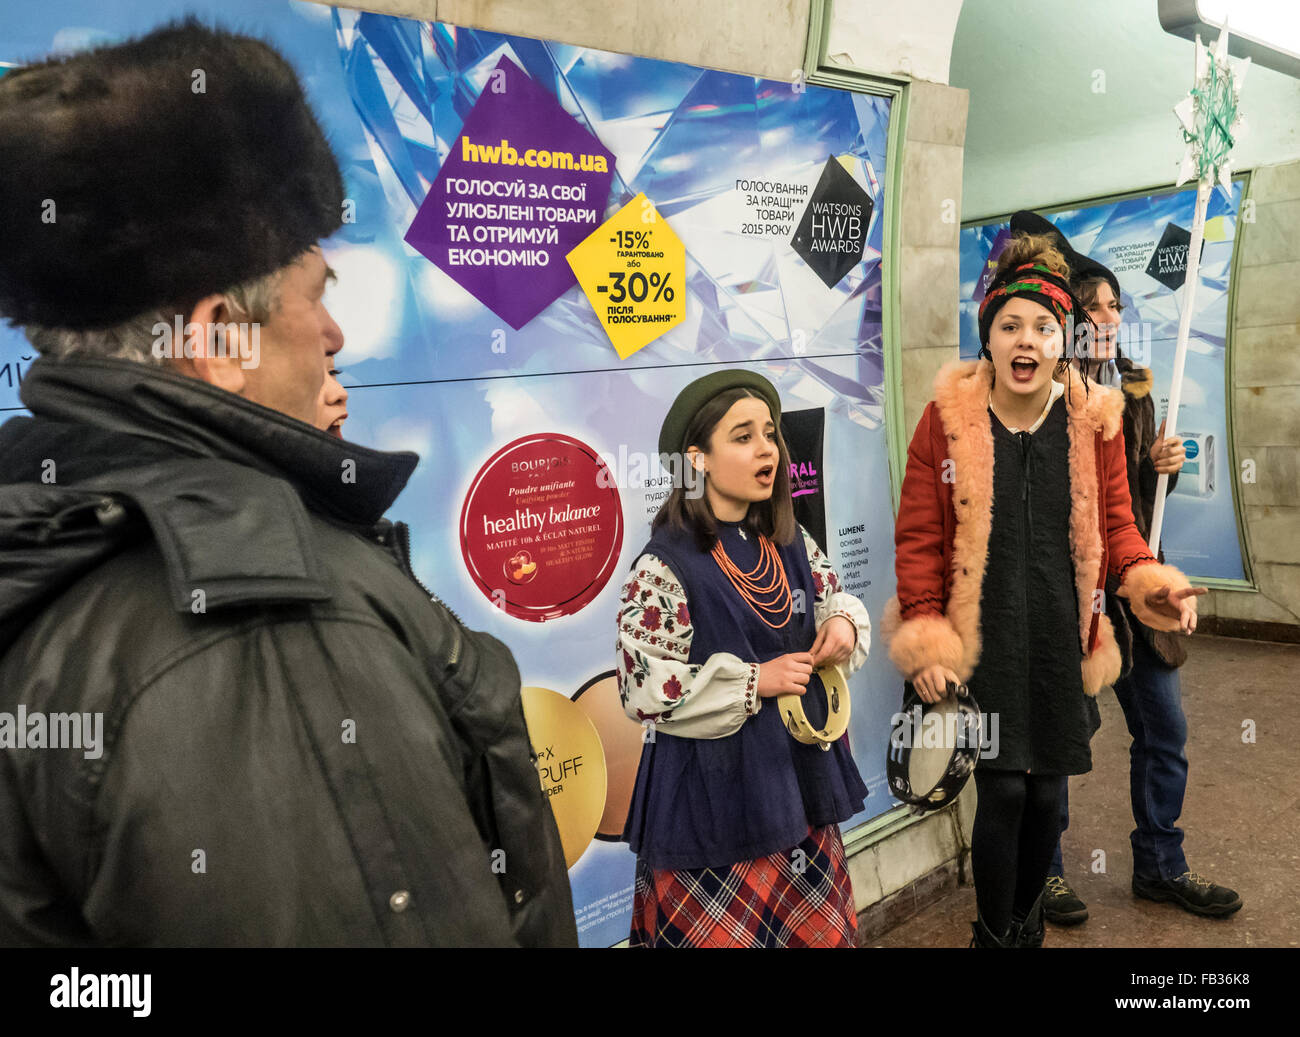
[238,247,342,425]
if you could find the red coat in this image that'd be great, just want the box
[884,359,1192,697]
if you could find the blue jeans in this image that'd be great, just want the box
[1050,630,1189,880]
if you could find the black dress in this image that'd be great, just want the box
[966,397,1094,775]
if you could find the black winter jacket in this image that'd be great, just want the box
[1089,359,1187,671]
[0,357,576,947]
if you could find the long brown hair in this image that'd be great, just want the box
[652,386,796,551]
[1073,274,1131,376]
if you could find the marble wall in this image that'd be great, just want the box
[823,0,965,84]
[1201,159,1300,632]
[896,79,969,443]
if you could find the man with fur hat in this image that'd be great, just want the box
[1009,211,1241,924]
[0,19,575,947]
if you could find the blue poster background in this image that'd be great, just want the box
[959,183,1247,582]
[0,1,901,946]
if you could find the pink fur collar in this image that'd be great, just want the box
[931,359,1124,440]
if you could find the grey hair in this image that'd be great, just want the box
[23,265,285,365]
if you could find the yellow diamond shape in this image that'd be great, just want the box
[567,193,685,360]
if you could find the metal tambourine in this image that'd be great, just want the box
[886,680,982,815]
[778,664,850,751]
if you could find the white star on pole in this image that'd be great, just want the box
[1174,27,1248,192]
[1150,23,1248,557]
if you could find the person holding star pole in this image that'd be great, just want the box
[885,232,1207,948]
[1009,209,1242,923]
[615,369,872,948]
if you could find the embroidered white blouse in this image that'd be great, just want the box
[616,527,871,739]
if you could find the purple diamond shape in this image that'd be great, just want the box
[405,56,616,330]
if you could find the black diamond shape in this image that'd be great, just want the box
[790,156,874,289]
[1145,222,1205,291]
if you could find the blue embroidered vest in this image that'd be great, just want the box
[623,519,867,870]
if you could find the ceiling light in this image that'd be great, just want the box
[1160,0,1300,78]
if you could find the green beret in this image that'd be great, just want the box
[658,369,782,458]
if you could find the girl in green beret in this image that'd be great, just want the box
[617,370,872,947]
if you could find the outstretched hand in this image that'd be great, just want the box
[1144,584,1207,635]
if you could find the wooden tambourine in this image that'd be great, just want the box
[777,664,850,751]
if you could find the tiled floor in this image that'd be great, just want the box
[871,634,1299,948]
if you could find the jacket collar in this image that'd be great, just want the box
[1,358,419,625]
[1119,363,1154,400]
[18,356,418,527]
[1080,355,1154,400]
[933,358,1124,440]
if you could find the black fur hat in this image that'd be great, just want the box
[1009,209,1121,299]
[0,18,344,330]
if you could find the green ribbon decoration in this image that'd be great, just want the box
[1184,47,1238,183]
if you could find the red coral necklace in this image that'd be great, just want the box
[711,531,793,629]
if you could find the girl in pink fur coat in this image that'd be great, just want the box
[885,234,1205,947]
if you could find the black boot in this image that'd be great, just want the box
[1012,890,1046,948]
[969,915,1014,948]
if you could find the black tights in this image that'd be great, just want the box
[971,769,1067,936]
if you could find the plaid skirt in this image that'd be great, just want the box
[629,824,856,948]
